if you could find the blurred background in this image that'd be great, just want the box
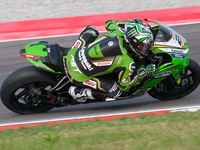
[1,0,200,22]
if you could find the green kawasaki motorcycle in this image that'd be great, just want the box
[1,19,200,114]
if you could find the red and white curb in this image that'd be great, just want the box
[0,105,200,131]
[1,21,200,43]
[0,6,200,42]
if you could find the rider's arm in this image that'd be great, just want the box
[117,62,135,91]
[115,50,136,91]
[105,19,144,35]
[105,20,128,35]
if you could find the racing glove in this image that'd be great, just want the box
[128,67,147,86]
[146,64,156,74]
[129,64,156,86]
[134,64,156,80]
[125,18,143,24]
[137,68,148,79]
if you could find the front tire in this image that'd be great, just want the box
[0,66,58,114]
[148,59,200,100]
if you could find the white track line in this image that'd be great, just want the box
[1,21,200,43]
[1,105,200,127]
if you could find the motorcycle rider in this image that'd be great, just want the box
[64,18,155,102]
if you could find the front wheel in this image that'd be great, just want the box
[0,66,58,114]
[148,59,200,100]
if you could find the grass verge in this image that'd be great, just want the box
[0,111,200,150]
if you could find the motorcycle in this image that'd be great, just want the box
[1,19,200,114]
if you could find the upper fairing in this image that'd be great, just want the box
[144,19,189,54]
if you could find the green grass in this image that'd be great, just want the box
[1,111,200,150]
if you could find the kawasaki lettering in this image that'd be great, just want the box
[79,48,94,71]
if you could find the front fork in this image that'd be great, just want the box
[170,55,189,84]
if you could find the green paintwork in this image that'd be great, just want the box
[88,45,104,58]
[21,41,64,74]
[25,44,47,57]
[140,77,165,89]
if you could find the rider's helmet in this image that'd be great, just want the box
[124,22,154,56]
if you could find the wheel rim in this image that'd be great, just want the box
[11,82,53,111]
[152,67,197,97]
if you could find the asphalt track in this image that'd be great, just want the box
[0,23,200,126]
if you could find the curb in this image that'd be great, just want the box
[1,105,200,131]
[0,6,200,41]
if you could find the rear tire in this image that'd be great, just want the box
[0,66,58,114]
[148,59,200,100]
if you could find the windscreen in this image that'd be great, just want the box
[154,21,187,44]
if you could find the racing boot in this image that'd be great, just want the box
[105,89,122,101]
[68,86,94,102]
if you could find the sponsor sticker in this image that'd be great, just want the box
[83,80,97,89]
[171,54,185,59]
[71,55,82,73]
[71,40,82,49]
[93,61,113,66]
[159,48,189,54]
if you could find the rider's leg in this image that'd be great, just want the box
[68,76,122,100]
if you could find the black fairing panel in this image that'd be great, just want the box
[99,36,124,57]
[45,43,69,71]
[22,41,69,72]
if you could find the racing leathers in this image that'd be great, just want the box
[64,20,151,101]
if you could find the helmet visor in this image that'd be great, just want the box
[130,39,153,56]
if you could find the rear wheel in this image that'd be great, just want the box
[0,66,58,114]
[148,59,200,100]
